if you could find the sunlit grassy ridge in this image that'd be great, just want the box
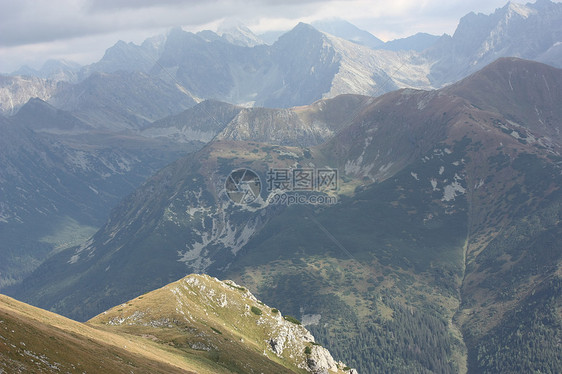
[1,274,352,373]
[90,274,351,373]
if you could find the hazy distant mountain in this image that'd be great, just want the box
[382,32,440,51]
[537,40,562,67]
[141,99,243,143]
[258,30,285,45]
[1,274,354,373]
[80,34,166,77]
[427,0,562,84]
[262,22,344,107]
[311,19,438,52]
[312,18,384,49]
[217,19,265,47]
[49,70,196,130]
[13,98,92,133]
[12,58,562,373]
[151,23,427,108]
[5,1,561,116]
[12,59,81,82]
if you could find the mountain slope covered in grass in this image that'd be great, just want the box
[1,274,352,373]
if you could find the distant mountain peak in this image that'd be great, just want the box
[19,97,55,112]
[381,32,440,52]
[216,18,264,47]
[216,18,249,33]
[294,22,318,31]
[41,58,80,70]
[505,1,536,18]
[14,97,91,133]
[166,26,187,41]
[275,22,325,44]
[312,18,384,49]
[11,58,80,82]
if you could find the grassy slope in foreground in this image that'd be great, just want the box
[1,274,352,373]
[0,294,192,373]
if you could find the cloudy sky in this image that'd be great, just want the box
[0,0,545,73]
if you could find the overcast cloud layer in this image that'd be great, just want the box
[0,0,551,73]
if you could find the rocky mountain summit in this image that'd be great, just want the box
[93,274,355,374]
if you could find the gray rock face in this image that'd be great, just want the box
[0,75,58,115]
[307,345,339,373]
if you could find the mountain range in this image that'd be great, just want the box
[9,58,562,373]
[2,1,561,118]
[1,1,562,373]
